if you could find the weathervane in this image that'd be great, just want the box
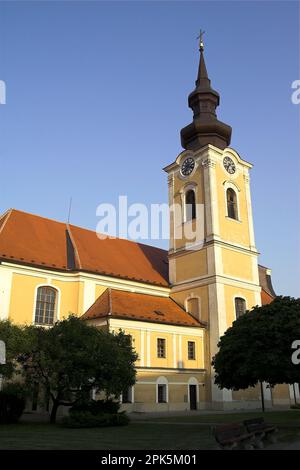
[197,29,205,51]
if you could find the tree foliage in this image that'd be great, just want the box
[212,296,300,390]
[0,320,29,379]
[1,317,137,423]
[19,316,137,422]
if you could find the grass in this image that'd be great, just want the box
[0,422,216,450]
[149,410,300,425]
[0,410,299,450]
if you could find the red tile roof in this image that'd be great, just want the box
[81,288,202,327]
[0,209,168,286]
[0,209,276,299]
[261,289,275,305]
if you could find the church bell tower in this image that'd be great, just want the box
[164,34,261,409]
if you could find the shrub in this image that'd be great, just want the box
[107,411,130,426]
[70,399,120,416]
[89,399,120,415]
[62,410,129,428]
[0,384,26,424]
[290,403,300,409]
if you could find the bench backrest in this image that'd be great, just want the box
[214,423,248,443]
[244,417,265,427]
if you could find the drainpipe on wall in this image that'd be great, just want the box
[0,340,6,391]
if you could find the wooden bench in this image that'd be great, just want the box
[243,418,277,447]
[213,423,255,450]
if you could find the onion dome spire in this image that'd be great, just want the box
[180,32,232,151]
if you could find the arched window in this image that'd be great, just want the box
[185,189,196,221]
[34,286,57,325]
[235,297,246,319]
[156,376,168,403]
[186,298,200,321]
[121,386,134,404]
[226,188,238,220]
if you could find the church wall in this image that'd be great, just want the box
[170,285,209,324]
[271,384,291,406]
[8,271,84,324]
[221,248,254,282]
[223,284,259,326]
[9,272,47,324]
[173,249,208,283]
[131,370,206,412]
[109,318,205,372]
[95,284,108,300]
[232,385,261,403]
[215,161,250,247]
[51,279,82,319]
[105,324,143,364]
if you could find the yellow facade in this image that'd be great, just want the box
[0,145,293,412]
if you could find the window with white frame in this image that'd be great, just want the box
[226,188,238,220]
[157,384,167,403]
[156,376,168,403]
[235,297,246,319]
[34,286,57,325]
[157,338,166,358]
[186,297,200,321]
[185,189,196,221]
[188,341,196,360]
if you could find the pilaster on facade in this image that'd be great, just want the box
[146,330,151,367]
[0,266,12,320]
[83,280,96,313]
[140,330,145,367]
[202,155,220,242]
[168,173,175,252]
[206,244,223,277]
[208,282,233,405]
[243,172,257,251]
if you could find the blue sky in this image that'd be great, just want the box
[0,1,299,296]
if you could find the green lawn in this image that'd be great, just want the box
[0,411,299,450]
[149,410,300,425]
[0,422,216,450]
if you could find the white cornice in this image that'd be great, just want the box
[170,274,261,293]
[0,262,170,297]
[109,318,205,336]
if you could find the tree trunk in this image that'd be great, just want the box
[50,399,60,424]
[260,381,265,413]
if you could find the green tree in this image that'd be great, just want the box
[212,297,300,407]
[20,316,137,423]
[0,320,29,380]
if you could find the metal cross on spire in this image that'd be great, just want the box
[197,29,205,51]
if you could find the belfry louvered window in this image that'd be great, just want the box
[185,189,196,221]
[227,188,238,220]
[34,287,57,325]
[235,297,246,319]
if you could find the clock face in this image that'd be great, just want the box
[181,157,195,177]
[223,156,236,174]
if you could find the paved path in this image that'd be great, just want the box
[265,440,300,450]
[129,408,266,421]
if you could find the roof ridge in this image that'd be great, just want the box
[9,208,68,227]
[0,208,13,236]
[108,288,112,315]
[66,223,82,270]
[110,288,168,299]
[169,296,202,326]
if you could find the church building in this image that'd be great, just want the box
[0,38,297,411]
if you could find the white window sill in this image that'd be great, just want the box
[225,216,242,224]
